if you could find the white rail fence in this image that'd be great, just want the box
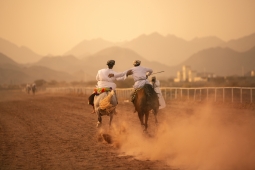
[45,87,255,103]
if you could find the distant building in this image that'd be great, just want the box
[174,65,214,82]
[251,70,255,77]
[188,70,196,82]
[182,65,191,81]
[244,70,255,77]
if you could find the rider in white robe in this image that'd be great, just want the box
[96,68,122,90]
[129,63,153,89]
[108,60,153,108]
[94,60,129,112]
[109,60,153,89]
[95,64,128,98]
[150,76,166,109]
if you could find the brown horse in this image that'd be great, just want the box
[132,84,159,132]
[31,84,36,95]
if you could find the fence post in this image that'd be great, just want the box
[200,89,202,101]
[164,88,166,100]
[240,88,242,103]
[175,89,177,99]
[188,89,189,100]
[251,89,253,103]
[181,89,183,99]
[223,88,225,103]
[215,88,217,102]
[232,88,233,103]
[207,88,208,101]
[194,89,196,101]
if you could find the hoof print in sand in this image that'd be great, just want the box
[98,133,112,144]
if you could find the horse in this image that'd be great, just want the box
[26,84,31,94]
[94,89,117,128]
[31,84,36,95]
[132,84,159,132]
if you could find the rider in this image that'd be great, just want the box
[128,60,153,89]
[108,60,153,105]
[96,60,126,90]
[88,60,131,113]
[109,60,153,88]
[150,76,166,109]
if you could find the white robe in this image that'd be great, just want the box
[96,68,125,90]
[151,80,166,109]
[96,68,126,105]
[112,66,153,89]
[129,66,153,89]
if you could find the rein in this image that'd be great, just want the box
[131,87,142,102]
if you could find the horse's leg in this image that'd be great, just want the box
[138,112,146,130]
[109,113,113,127]
[96,111,102,128]
[144,112,149,132]
[151,109,158,124]
[94,94,102,128]
[108,93,117,127]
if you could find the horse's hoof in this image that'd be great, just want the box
[96,121,101,128]
[143,129,148,134]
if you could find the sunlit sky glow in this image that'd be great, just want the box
[0,0,255,55]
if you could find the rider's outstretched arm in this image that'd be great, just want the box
[108,69,133,79]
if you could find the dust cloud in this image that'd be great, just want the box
[111,104,255,170]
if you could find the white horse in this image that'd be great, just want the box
[94,90,117,128]
[26,84,31,94]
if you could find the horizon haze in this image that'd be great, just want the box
[1,0,255,55]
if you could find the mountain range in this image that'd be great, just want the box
[1,45,255,84]
[33,46,173,80]
[0,37,41,64]
[0,53,75,84]
[1,32,255,66]
[175,46,255,76]
[0,32,255,84]
[65,32,255,66]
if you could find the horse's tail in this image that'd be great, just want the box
[99,90,116,113]
[143,84,157,99]
[143,84,159,113]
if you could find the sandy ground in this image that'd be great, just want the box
[0,90,173,170]
[1,90,255,170]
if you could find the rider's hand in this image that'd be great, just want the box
[108,74,114,78]
[126,70,133,77]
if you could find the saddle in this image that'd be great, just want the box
[131,84,157,102]
[94,87,112,95]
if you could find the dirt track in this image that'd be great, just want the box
[1,90,255,170]
[0,91,172,170]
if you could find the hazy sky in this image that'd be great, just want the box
[0,0,255,55]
